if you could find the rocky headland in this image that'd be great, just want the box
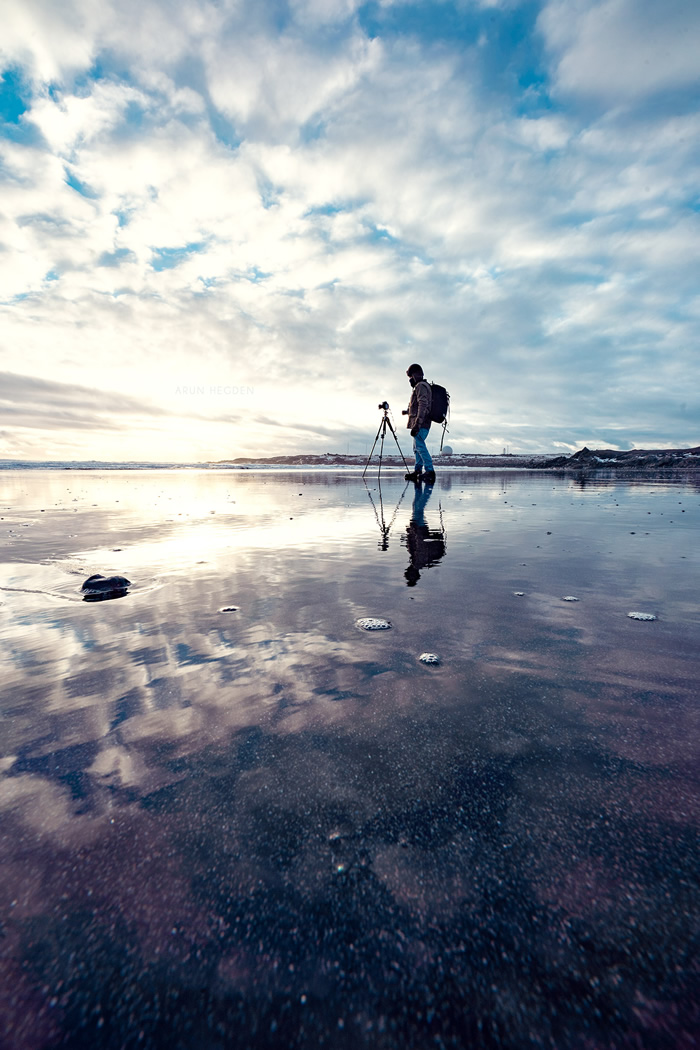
[538,445,700,471]
[215,447,700,471]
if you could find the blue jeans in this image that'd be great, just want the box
[413,427,434,473]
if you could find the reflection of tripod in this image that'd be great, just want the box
[363,402,410,479]
[363,476,410,550]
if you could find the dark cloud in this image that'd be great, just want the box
[252,415,368,441]
[16,212,75,234]
[0,371,257,435]
[0,371,170,431]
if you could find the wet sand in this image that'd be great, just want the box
[0,469,698,1048]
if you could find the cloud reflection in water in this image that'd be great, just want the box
[0,469,698,1048]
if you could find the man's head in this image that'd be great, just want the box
[406,363,424,386]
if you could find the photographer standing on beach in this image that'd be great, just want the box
[403,363,436,485]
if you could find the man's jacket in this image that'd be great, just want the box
[406,379,432,431]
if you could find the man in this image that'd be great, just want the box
[404,363,436,484]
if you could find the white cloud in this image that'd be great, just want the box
[289,0,363,26]
[202,23,379,140]
[539,0,700,103]
[29,81,145,152]
[1,0,100,83]
[514,116,571,152]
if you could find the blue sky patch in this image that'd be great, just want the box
[151,242,208,271]
[358,0,482,45]
[208,108,241,150]
[124,100,146,129]
[363,223,398,244]
[65,171,99,199]
[243,266,272,283]
[0,120,45,147]
[258,177,283,209]
[299,116,327,143]
[305,203,348,217]
[2,291,31,305]
[0,69,30,124]
[113,208,134,228]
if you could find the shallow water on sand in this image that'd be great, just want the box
[0,469,698,1049]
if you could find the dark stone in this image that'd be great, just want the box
[81,573,131,601]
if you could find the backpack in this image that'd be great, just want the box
[429,381,450,451]
[429,383,449,424]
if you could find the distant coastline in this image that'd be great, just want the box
[214,446,700,471]
[1,446,698,472]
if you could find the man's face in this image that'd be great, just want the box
[408,371,420,386]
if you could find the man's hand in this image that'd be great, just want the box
[410,425,420,437]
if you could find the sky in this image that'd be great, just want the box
[1,0,699,462]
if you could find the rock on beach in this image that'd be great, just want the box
[81,574,131,600]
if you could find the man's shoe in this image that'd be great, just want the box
[404,471,422,482]
[423,470,436,485]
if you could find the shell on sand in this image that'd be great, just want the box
[356,617,392,631]
[419,652,440,665]
[627,611,657,621]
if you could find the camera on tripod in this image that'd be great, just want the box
[364,400,410,478]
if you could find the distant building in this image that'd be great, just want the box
[441,446,453,456]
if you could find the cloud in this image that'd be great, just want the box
[0,370,171,430]
[539,0,700,105]
[0,0,698,460]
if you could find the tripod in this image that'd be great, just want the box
[363,402,410,479]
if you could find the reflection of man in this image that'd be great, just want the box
[403,363,435,485]
[403,483,446,586]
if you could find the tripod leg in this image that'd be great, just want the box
[363,418,387,478]
[378,423,387,481]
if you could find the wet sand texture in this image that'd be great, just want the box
[0,469,698,1048]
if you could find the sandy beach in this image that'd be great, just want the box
[0,468,698,1048]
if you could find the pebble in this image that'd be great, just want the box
[81,574,131,599]
[627,612,657,621]
[356,617,391,631]
[220,606,239,613]
[562,596,580,602]
[513,591,525,597]
[419,653,440,665]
